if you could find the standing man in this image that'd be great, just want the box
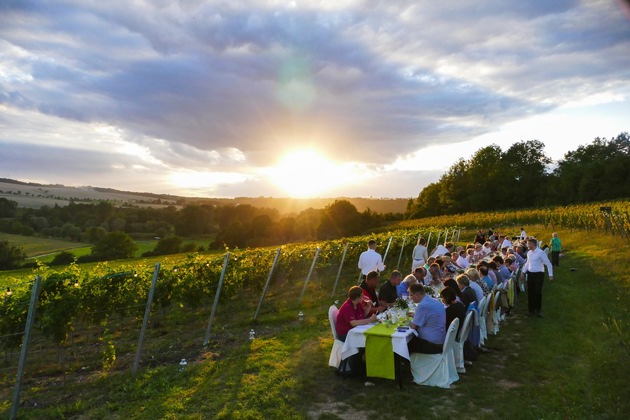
[520,238,554,318]
[358,239,385,279]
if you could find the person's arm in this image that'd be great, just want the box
[350,313,377,327]
[542,251,554,281]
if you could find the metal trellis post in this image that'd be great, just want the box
[254,248,281,320]
[331,242,349,297]
[10,276,42,420]
[203,253,230,346]
[132,263,160,375]
[299,247,321,300]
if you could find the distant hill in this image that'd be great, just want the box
[0,179,408,214]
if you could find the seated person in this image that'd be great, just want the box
[456,274,478,309]
[456,249,471,269]
[465,267,486,300]
[359,270,386,315]
[336,286,377,342]
[440,286,466,337]
[397,267,425,297]
[379,270,402,307]
[430,241,455,258]
[407,283,446,354]
[478,265,494,290]
[426,262,443,287]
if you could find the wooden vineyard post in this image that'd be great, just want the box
[132,263,160,375]
[254,248,281,320]
[203,253,230,346]
[10,276,42,420]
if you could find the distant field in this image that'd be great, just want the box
[0,232,86,257]
[0,233,215,264]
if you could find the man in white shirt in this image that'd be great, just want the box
[358,240,385,278]
[501,235,512,249]
[520,228,527,240]
[520,238,554,318]
[430,242,454,258]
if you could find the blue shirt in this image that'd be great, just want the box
[482,275,494,290]
[412,296,446,344]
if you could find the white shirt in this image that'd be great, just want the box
[523,247,553,276]
[358,248,385,275]
[501,238,512,249]
[456,255,470,269]
[520,230,527,240]
[430,244,449,258]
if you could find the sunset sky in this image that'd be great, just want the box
[1,1,629,198]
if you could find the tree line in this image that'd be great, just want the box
[0,198,399,268]
[405,132,630,218]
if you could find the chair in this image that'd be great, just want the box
[454,311,474,374]
[478,295,489,345]
[328,305,344,368]
[409,318,460,388]
[492,291,501,335]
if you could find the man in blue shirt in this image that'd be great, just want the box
[407,283,446,354]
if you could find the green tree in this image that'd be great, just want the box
[90,231,137,261]
[0,197,18,217]
[145,235,184,256]
[317,199,362,239]
[0,240,26,270]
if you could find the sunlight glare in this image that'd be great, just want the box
[270,149,359,198]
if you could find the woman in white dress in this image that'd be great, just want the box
[411,237,429,272]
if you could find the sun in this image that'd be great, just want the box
[270,149,353,198]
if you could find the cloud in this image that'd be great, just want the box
[0,0,629,197]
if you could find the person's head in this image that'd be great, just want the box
[413,266,426,279]
[488,261,498,270]
[408,283,426,303]
[429,263,441,276]
[368,239,376,249]
[427,256,436,265]
[465,268,480,281]
[459,250,467,258]
[527,238,538,250]
[366,270,379,287]
[403,273,418,285]
[492,255,504,265]
[552,232,558,238]
[505,256,516,266]
[434,258,444,268]
[440,286,458,305]
[443,278,462,298]
[445,242,454,251]
[456,274,470,289]
[348,286,363,304]
[389,270,403,285]
[418,237,426,246]
[520,227,524,232]
[479,265,489,276]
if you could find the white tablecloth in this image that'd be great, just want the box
[341,323,415,361]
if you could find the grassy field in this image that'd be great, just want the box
[1,226,629,418]
[0,233,214,265]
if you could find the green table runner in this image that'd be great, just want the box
[365,323,397,380]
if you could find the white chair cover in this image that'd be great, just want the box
[328,305,344,368]
[492,291,501,335]
[410,318,460,388]
[478,295,488,345]
[454,311,474,373]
